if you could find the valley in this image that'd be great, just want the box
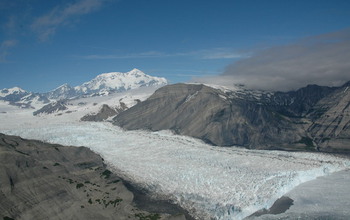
[0,70,350,220]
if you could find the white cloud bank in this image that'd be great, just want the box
[195,29,350,91]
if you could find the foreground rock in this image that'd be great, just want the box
[0,133,186,220]
[114,82,350,152]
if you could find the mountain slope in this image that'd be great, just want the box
[114,82,350,152]
[0,133,186,220]
[114,84,303,148]
[307,83,350,152]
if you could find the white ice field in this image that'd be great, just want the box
[1,95,350,220]
[1,121,349,219]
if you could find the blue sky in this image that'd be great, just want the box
[1,0,350,92]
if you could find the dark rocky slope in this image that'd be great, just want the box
[0,133,187,220]
[307,83,350,152]
[33,100,68,116]
[114,83,350,152]
[81,104,127,122]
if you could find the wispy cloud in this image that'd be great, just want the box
[31,0,108,41]
[151,69,221,77]
[78,48,247,60]
[80,51,167,59]
[195,29,350,91]
[0,39,17,62]
[197,48,248,59]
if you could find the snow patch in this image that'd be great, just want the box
[185,91,199,103]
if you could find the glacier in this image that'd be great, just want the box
[1,121,349,220]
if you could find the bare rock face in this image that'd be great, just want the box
[33,101,68,116]
[307,83,350,153]
[81,104,127,122]
[114,84,303,148]
[269,84,336,117]
[0,133,186,220]
[114,82,350,152]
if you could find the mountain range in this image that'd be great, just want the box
[0,69,167,109]
[114,82,350,153]
[1,69,350,153]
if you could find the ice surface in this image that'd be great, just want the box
[1,122,349,220]
[249,170,350,219]
[0,86,157,129]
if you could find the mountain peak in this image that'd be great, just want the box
[96,69,145,78]
[0,87,27,96]
[45,83,75,100]
[53,83,72,90]
[128,68,145,75]
[74,69,167,95]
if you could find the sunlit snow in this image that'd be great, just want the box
[1,121,349,220]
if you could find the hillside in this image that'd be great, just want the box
[0,133,187,220]
[114,82,350,152]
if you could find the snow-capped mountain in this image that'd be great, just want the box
[45,83,76,100]
[1,68,167,109]
[0,87,49,108]
[0,87,28,99]
[74,68,167,96]
[47,68,167,100]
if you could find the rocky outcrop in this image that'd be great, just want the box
[269,84,336,117]
[33,101,68,116]
[114,82,350,152]
[81,104,127,122]
[0,133,187,220]
[306,83,350,153]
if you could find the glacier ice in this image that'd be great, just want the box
[1,122,349,220]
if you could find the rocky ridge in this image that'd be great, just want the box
[114,82,350,153]
[81,104,127,122]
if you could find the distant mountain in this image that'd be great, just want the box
[114,82,350,153]
[75,68,167,96]
[44,83,76,100]
[0,87,50,108]
[1,69,168,109]
[46,68,167,100]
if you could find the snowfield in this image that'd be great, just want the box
[1,121,349,220]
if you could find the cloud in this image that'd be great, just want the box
[31,0,108,41]
[78,48,247,60]
[198,48,248,59]
[0,39,17,62]
[195,29,350,91]
[79,51,167,59]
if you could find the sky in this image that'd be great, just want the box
[1,0,350,92]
